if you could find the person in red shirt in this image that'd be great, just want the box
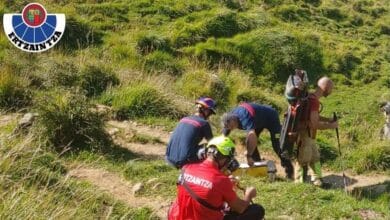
[296,77,338,186]
[168,136,265,220]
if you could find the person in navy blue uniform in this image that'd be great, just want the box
[222,102,294,179]
[166,97,216,168]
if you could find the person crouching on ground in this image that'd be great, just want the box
[222,103,294,179]
[166,97,216,168]
[168,136,265,220]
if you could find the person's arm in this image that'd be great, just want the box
[319,116,333,122]
[246,130,257,166]
[310,111,338,130]
[203,123,213,141]
[228,187,256,214]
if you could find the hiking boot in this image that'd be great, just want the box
[313,178,323,187]
[295,166,308,183]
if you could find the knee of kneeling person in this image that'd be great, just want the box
[245,204,265,220]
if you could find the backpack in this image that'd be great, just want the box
[280,70,310,154]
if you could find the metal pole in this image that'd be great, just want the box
[333,112,347,192]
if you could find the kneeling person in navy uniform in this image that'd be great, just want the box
[166,97,216,168]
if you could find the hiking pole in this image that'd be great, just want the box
[333,112,347,192]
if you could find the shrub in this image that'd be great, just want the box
[350,15,364,26]
[0,71,32,111]
[303,0,322,7]
[321,7,346,21]
[176,70,231,109]
[33,90,110,151]
[173,11,257,47]
[336,52,362,76]
[143,51,184,76]
[235,88,285,112]
[79,65,119,97]
[102,83,183,120]
[43,60,79,88]
[379,24,390,35]
[204,12,255,38]
[190,30,325,83]
[173,24,207,48]
[58,17,103,50]
[348,142,390,173]
[222,0,248,11]
[262,0,283,8]
[272,5,311,22]
[382,76,390,88]
[136,33,172,54]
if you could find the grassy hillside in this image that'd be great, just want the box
[0,0,389,219]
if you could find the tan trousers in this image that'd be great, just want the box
[295,130,322,181]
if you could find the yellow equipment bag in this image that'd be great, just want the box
[232,161,277,181]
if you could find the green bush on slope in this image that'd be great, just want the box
[190,30,325,83]
[102,83,184,120]
[33,90,110,151]
[0,70,32,111]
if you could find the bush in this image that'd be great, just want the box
[79,65,119,97]
[321,7,346,21]
[303,0,322,7]
[176,70,231,109]
[272,5,311,22]
[58,17,103,50]
[101,83,183,120]
[33,90,110,151]
[143,51,184,76]
[222,0,248,11]
[190,30,325,83]
[204,12,255,38]
[235,88,285,112]
[0,71,32,111]
[379,24,390,35]
[262,0,283,8]
[348,143,390,173]
[336,52,362,76]
[136,33,172,55]
[173,23,207,48]
[173,11,257,47]
[350,15,364,26]
[43,60,79,88]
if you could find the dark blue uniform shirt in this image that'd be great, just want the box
[166,115,213,167]
[231,103,281,135]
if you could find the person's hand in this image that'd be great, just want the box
[330,121,338,129]
[229,175,239,187]
[244,186,257,201]
[246,156,255,167]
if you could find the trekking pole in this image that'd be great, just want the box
[333,112,347,192]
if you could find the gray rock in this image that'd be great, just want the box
[132,182,144,195]
[18,113,37,127]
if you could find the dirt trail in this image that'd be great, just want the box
[107,120,170,144]
[68,166,170,219]
[259,151,390,192]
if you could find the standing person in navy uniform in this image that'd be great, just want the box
[166,97,216,168]
[222,102,294,179]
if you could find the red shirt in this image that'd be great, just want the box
[168,160,238,220]
[308,93,320,113]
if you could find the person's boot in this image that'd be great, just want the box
[295,165,308,183]
[312,162,323,187]
[281,158,294,180]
